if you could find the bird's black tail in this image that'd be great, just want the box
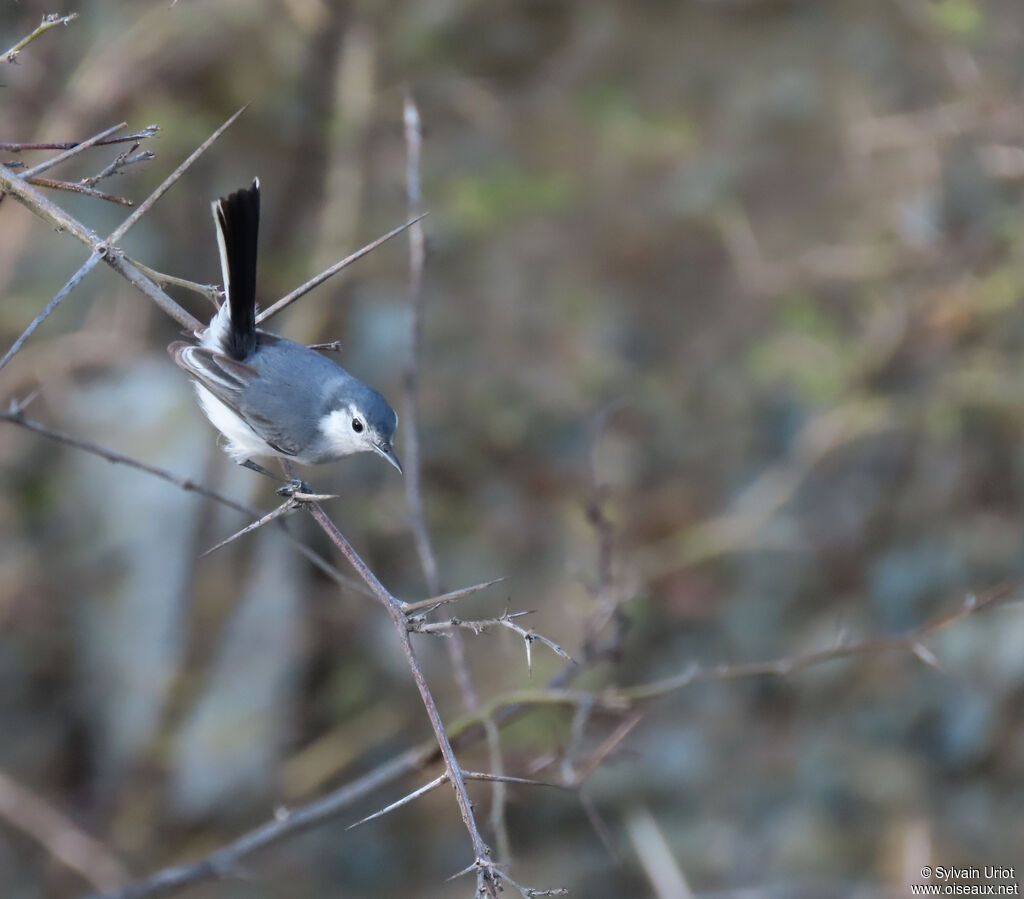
[213,179,260,360]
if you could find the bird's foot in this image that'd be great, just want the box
[276,478,313,498]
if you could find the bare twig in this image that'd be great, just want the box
[347,770,565,831]
[82,145,155,188]
[1,402,249,513]
[1,128,159,153]
[200,490,339,557]
[254,213,428,325]
[20,122,129,180]
[2,13,78,63]
[0,107,246,358]
[286,459,499,897]
[125,258,221,307]
[402,93,439,592]
[25,176,132,205]
[401,577,506,615]
[411,610,575,672]
[0,767,127,892]
[0,405,367,597]
[347,773,448,830]
[0,252,103,372]
[399,91,516,867]
[200,500,300,557]
[84,585,1012,899]
[84,746,437,899]
[494,870,570,898]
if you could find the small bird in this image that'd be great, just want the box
[169,179,401,492]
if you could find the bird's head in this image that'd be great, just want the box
[319,384,401,472]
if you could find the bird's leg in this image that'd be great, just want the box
[238,459,312,497]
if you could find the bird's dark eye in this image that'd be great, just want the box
[352,419,364,433]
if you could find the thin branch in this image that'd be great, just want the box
[411,610,575,672]
[84,746,437,899]
[26,176,132,205]
[200,491,339,557]
[401,577,506,615]
[0,107,246,352]
[105,108,246,249]
[125,258,221,307]
[0,251,103,373]
[84,586,1012,899]
[200,500,299,557]
[254,213,427,325]
[402,92,439,592]
[494,869,569,898]
[288,464,498,898]
[0,405,368,597]
[0,163,193,329]
[2,13,78,64]
[0,767,127,892]
[347,770,565,831]
[1,403,251,513]
[20,122,128,180]
[347,774,447,830]
[616,587,1015,703]
[400,91,514,869]
[82,145,155,188]
[1,128,159,153]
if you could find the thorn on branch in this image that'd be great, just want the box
[409,610,575,671]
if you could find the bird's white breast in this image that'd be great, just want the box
[194,383,276,461]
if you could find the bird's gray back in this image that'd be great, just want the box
[238,333,358,458]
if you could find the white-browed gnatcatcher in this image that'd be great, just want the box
[169,179,401,493]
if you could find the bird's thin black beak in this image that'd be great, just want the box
[375,442,403,474]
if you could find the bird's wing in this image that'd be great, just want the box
[168,341,303,457]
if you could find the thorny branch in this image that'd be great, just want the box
[410,610,575,673]
[5,71,1017,899]
[2,13,78,64]
[0,402,369,598]
[0,111,247,341]
[1,128,159,153]
[76,571,1013,899]
[398,90,521,876]
[292,476,502,899]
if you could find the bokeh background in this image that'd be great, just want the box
[2,1,1024,897]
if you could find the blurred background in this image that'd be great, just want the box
[2,1,1024,897]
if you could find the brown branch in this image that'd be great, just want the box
[84,745,437,899]
[124,258,221,307]
[82,145,155,188]
[25,176,132,205]
[20,122,129,180]
[0,251,103,372]
[254,213,427,325]
[0,107,246,341]
[402,93,439,592]
[83,584,1012,899]
[2,13,78,63]
[401,577,506,614]
[399,91,517,869]
[0,404,368,598]
[0,767,127,892]
[290,476,499,898]
[1,128,159,153]
[411,610,575,672]
[347,770,566,831]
